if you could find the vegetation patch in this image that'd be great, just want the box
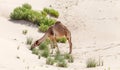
[86,58,97,68]
[43,8,59,18]
[31,39,74,68]
[46,57,55,65]
[26,37,33,45]
[10,3,58,32]
[86,57,103,68]
[22,29,28,35]
[56,37,67,43]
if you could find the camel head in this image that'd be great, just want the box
[30,40,39,50]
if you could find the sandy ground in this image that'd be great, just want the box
[0,0,120,70]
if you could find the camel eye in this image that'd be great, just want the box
[36,40,39,44]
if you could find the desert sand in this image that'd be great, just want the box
[0,0,120,70]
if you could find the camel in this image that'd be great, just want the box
[31,21,72,54]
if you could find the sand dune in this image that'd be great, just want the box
[0,0,120,70]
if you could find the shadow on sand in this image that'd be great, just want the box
[9,19,38,28]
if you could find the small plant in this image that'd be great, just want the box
[41,10,47,17]
[41,48,50,58]
[56,60,67,67]
[97,56,104,66]
[64,53,74,63]
[22,3,32,9]
[39,24,49,32]
[64,53,71,59]
[56,37,67,43]
[10,7,24,20]
[54,51,62,61]
[22,29,28,35]
[86,58,97,68]
[68,55,74,63]
[32,48,40,55]
[26,37,33,45]
[54,52,67,67]
[39,42,48,50]
[43,8,59,18]
[45,38,50,45]
[46,57,55,65]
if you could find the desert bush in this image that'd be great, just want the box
[32,48,40,55]
[10,7,25,20]
[64,53,74,63]
[38,17,56,32]
[46,57,55,65]
[41,10,47,17]
[45,38,50,45]
[86,58,97,68]
[22,3,32,9]
[56,60,67,67]
[64,53,71,59]
[68,55,74,63]
[43,8,59,18]
[39,41,48,50]
[43,8,49,14]
[56,37,67,43]
[41,48,50,58]
[38,41,50,58]
[54,52,67,67]
[10,4,31,20]
[97,56,104,66]
[10,3,58,32]
[26,37,33,45]
[54,53,62,61]
[39,24,49,32]
[22,29,28,35]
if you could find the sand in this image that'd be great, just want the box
[0,0,120,70]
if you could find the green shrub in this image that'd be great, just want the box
[64,53,71,59]
[43,8,49,14]
[46,57,55,65]
[32,48,40,55]
[41,48,50,58]
[38,17,56,32]
[86,58,97,68]
[39,42,48,50]
[39,17,56,26]
[22,29,28,35]
[56,37,67,43]
[68,55,74,63]
[26,37,33,45]
[26,10,41,23]
[43,8,59,18]
[10,7,24,20]
[45,38,50,45]
[64,53,74,63]
[10,4,58,32]
[41,10,47,17]
[39,24,49,32]
[48,8,59,18]
[56,60,67,67]
[22,3,32,9]
[54,51,64,62]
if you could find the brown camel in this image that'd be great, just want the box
[31,21,72,54]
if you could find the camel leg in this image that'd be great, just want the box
[53,37,60,53]
[66,35,72,54]
[50,41,54,54]
[49,37,54,54]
